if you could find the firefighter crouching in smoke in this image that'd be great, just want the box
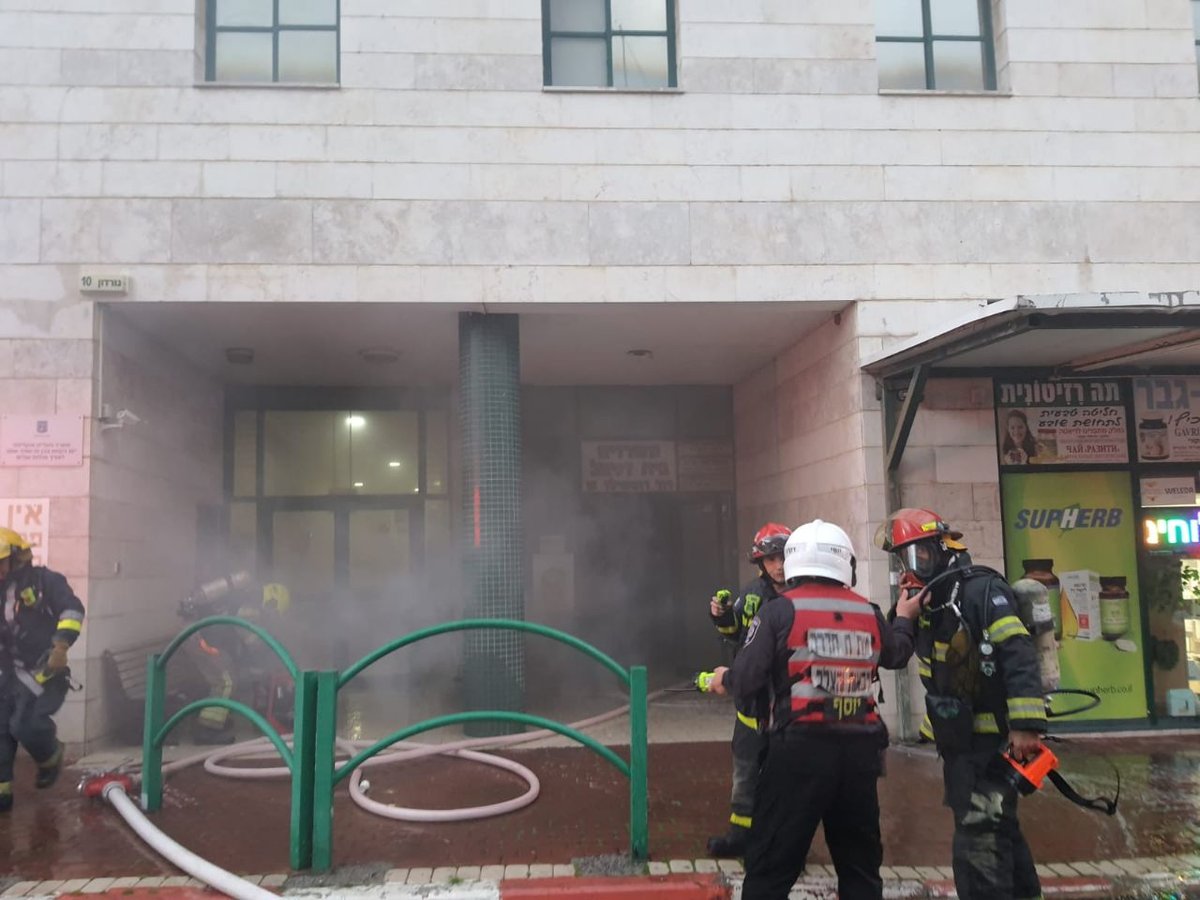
[877,508,1046,900]
[701,522,790,858]
[705,520,919,900]
[177,571,291,745]
[0,528,85,811]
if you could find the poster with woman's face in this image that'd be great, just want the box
[995,379,1128,466]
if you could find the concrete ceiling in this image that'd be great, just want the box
[107,301,841,387]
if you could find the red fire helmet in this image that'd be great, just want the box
[874,508,965,553]
[749,522,792,561]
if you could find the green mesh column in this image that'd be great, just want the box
[459,313,524,736]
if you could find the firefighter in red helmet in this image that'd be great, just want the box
[700,522,791,857]
[876,508,1046,900]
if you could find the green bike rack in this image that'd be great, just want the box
[312,619,649,870]
[140,616,313,869]
[142,617,648,873]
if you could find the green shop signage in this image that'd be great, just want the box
[1002,470,1146,721]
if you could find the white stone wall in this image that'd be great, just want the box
[0,0,1197,306]
[0,299,95,744]
[732,305,916,728]
[3,0,1199,744]
[83,309,223,747]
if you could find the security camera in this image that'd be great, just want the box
[98,407,145,431]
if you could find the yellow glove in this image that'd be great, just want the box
[47,640,70,672]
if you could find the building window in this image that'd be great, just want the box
[542,0,677,89]
[205,0,339,84]
[1193,0,1200,88]
[875,0,996,91]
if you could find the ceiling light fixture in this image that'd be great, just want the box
[346,415,366,428]
[224,347,254,365]
[359,347,400,365]
[626,348,654,359]
[388,461,401,468]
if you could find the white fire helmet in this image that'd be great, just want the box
[784,519,857,587]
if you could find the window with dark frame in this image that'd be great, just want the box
[875,0,997,91]
[205,0,339,84]
[542,0,677,89]
[1193,1,1200,89]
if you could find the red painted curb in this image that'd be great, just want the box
[60,892,233,899]
[500,874,729,899]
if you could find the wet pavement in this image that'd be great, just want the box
[1,692,1199,896]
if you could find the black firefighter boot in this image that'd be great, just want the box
[706,823,750,858]
[35,742,63,789]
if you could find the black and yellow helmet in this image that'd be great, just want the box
[0,527,32,566]
[262,582,291,614]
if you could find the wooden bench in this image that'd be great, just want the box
[101,640,206,745]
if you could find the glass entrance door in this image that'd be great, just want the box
[267,502,419,669]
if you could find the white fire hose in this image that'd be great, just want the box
[90,684,685,895]
[101,779,279,900]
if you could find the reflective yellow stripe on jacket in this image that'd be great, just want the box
[988,615,1029,644]
[921,710,1028,737]
[1007,696,1047,724]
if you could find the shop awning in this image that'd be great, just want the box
[862,290,1200,381]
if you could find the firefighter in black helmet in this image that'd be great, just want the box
[701,522,791,858]
[0,528,85,812]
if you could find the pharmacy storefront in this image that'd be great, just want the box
[994,375,1196,726]
[868,293,1200,731]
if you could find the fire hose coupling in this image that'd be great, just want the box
[694,671,717,693]
[79,772,135,800]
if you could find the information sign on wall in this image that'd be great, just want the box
[1,415,84,467]
[995,379,1127,465]
[581,441,676,493]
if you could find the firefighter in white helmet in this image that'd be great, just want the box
[706,520,919,899]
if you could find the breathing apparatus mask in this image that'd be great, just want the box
[896,538,950,586]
